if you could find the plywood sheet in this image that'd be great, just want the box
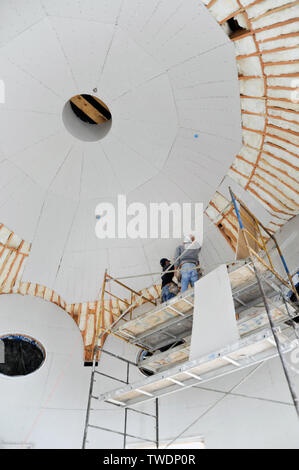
[236,207,259,260]
[229,264,256,291]
[142,342,190,373]
[238,304,289,336]
[118,293,194,337]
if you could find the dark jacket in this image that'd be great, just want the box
[161,264,175,288]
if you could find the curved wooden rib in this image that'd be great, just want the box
[205,0,299,247]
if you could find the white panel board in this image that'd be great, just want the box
[0,0,242,302]
[0,0,45,47]
[11,133,73,190]
[41,0,123,24]
[22,193,77,289]
[0,109,62,157]
[101,135,158,194]
[0,56,61,113]
[99,27,164,102]
[2,18,77,100]
[53,248,109,304]
[190,264,239,360]
[0,176,46,242]
[49,17,114,92]
[0,294,89,449]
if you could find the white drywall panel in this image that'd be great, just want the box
[190,264,239,360]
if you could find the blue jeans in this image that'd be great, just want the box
[181,263,199,292]
[162,284,176,303]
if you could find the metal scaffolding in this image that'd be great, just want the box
[83,346,159,449]
[82,270,158,449]
[101,327,294,408]
[229,188,299,417]
[82,193,299,447]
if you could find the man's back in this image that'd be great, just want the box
[175,241,200,267]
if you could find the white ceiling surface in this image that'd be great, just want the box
[0,294,90,449]
[157,360,299,449]
[0,0,241,303]
[83,331,299,449]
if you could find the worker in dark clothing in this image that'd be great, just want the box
[160,258,178,303]
[287,269,299,305]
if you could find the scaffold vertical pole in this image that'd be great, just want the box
[123,361,130,449]
[230,188,299,419]
[82,270,107,449]
[156,398,159,449]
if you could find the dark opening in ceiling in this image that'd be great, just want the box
[0,335,45,377]
[137,340,185,377]
[226,17,249,39]
[63,93,113,141]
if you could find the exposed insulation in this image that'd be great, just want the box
[0,0,298,363]
[0,223,161,361]
[15,279,161,362]
[205,0,299,245]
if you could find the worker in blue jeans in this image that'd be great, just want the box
[175,235,201,293]
[180,262,199,292]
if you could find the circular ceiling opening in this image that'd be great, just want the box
[0,334,45,377]
[62,94,112,142]
[137,340,185,377]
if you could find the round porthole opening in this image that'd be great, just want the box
[137,340,185,377]
[137,349,154,377]
[0,334,45,377]
[62,93,112,142]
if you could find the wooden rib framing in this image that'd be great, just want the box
[0,221,162,362]
[70,95,110,125]
[205,0,299,248]
[0,0,298,360]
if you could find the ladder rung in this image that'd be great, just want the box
[167,377,185,387]
[165,306,185,316]
[105,398,126,406]
[136,388,154,397]
[88,424,156,443]
[126,407,156,419]
[96,347,137,366]
[222,355,240,367]
[182,298,194,307]
[185,371,202,381]
[94,370,128,384]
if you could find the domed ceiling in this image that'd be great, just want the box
[0,0,242,304]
